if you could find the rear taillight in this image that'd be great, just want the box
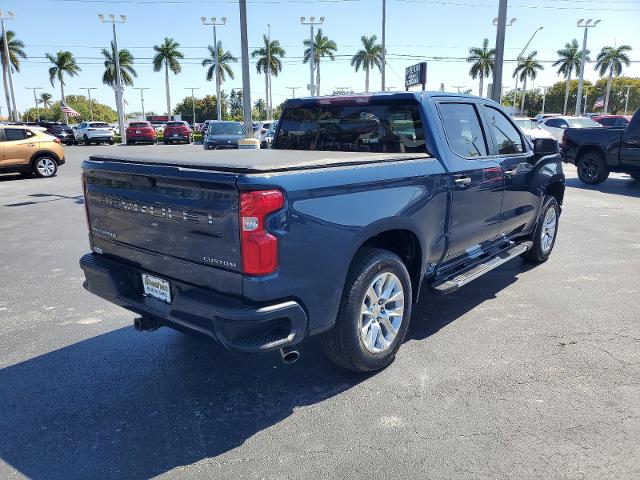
[240,190,284,275]
[81,173,91,232]
[53,137,61,144]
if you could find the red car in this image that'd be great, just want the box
[163,121,192,144]
[125,121,157,145]
[592,115,632,128]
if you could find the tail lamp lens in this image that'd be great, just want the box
[240,190,284,275]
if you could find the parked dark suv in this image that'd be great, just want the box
[37,121,75,146]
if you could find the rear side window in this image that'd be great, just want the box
[275,103,425,153]
[598,118,615,127]
[438,102,487,158]
[4,128,27,141]
[483,106,524,154]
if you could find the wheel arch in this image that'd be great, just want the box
[545,179,565,207]
[30,149,61,168]
[349,226,425,303]
[576,144,606,163]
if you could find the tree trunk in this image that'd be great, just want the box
[316,61,321,96]
[165,63,171,120]
[563,74,571,115]
[269,70,273,118]
[365,66,369,93]
[60,73,68,125]
[520,77,527,113]
[2,62,11,120]
[479,76,484,97]
[604,66,613,113]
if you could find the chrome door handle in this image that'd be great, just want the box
[504,167,518,178]
[453,175,472,187]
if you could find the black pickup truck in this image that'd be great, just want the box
[80,92,565,372]
[561,109,640,184]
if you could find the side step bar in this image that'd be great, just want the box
[432,241,532,295]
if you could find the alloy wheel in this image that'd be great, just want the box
[359,272,405,354]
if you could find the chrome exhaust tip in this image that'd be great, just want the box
[280,346,300,364]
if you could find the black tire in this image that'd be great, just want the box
[577,151,609,185]
[32,155,58,178]
[321,248,413,372]
[83,135,91,146]
[521,195,560,264]
[163,140,169,145]
[126,140,132,146]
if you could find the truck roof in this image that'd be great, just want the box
[88,149,430,174]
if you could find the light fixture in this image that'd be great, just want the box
[300,16,305,23]
[593,19,601,26]
[221,17,227,23]
[201,16,206,23]
[98,13,104,21]
[212,16,216,22]
[577,18,584,26]
[120,15,126,22]
[319,16,325,22]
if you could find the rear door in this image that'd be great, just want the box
[436,101,504,261]
[480,104,539,238]
[620,112,640,169]
[2,128,38,166]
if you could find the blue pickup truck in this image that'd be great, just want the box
[80,92,564,372]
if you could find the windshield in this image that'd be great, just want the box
[514,119,535,130]
[208,122,243,135]
[567,118,602,128]
[275,103,425,153]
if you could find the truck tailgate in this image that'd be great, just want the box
[83,159,242,295]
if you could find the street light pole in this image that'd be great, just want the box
[624,85,631,116]
[134,87,149,120]
[201,16,226,121]
[381,0,386,92]
[512,26,543,113]
[81,87,97,121]
[301,16,325,97]
[185,87,200,126]
[99,13,127,144]
[575,18,600,116]
[286,87,299,98]
[25,87,42,121]
[238,0,253,141]
[540,86,549,114]
[491,0,509,102]
[1,10,19,121]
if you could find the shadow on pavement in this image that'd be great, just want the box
[0,260,532,479]
[4,192,84,207]
[565,176,640,198]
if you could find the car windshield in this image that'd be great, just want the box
[275,102,426,153]
[514,119,535,130]
[208,123,243,135]
[91,123,110,128]
[567,118,602,128]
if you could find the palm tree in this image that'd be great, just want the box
[303,28,337,96]
[37,92,53,109]
[350,35,383,93]
[595,45,632,113]
[152,37,184,118]
[101,42,137,86]
[45,51,81,122]
[553,40,586,115]
[0,30,26,120]
[513,51,543,113]
[466,38,495,97]
[251,34,285,118]
[202,41,238,113]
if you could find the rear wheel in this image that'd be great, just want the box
[83,135,91,146]
[321,248,412,372]
[33,156,58,178]
[522,195,560,264]
[577,151,609,185]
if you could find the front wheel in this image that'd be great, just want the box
[522,195,560,264]
[321,248,412,372]
[83,135,91,146]
[577,152,609,185]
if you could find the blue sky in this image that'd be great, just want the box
[7,0,640,116]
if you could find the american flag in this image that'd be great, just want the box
[593,96,605,109]
[60,101,80,117]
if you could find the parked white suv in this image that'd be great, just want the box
[538,116,602,142]
[74,121,115,145]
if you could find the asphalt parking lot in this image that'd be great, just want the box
[1,144,639,479]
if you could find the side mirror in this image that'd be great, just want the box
[533,137,558,155]
[560,124,568,129]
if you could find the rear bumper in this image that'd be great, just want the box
[79,252,308,352]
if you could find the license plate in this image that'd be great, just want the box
[142,273,171,303]
[173,133,179,137]
[136,129,141,134]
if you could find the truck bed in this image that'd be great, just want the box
[89,149,430,174]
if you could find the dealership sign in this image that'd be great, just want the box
[405,62,427,90]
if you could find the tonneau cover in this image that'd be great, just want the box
[88,148,430,174]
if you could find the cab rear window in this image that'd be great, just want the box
[275,103,425,153]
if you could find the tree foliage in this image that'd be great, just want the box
[172,93,229,123]
[22,95,117,123]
